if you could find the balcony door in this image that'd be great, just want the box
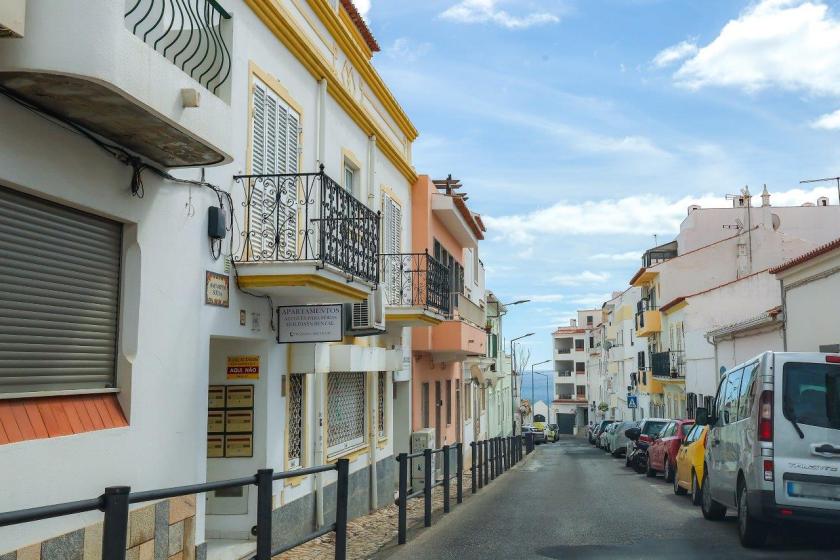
[382,193,404,303]
[249,78,300,260]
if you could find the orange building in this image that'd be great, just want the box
[410,175,488,454]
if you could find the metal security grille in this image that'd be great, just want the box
[327,371,365,456]
[0,186,121,393]
[287,374,304,468]
[377,371,386,438]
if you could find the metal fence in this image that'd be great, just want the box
[125,0,232,95]
[380,252,450,316]
[0,460,350,560]
[234,166,380,285]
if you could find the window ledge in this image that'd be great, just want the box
[283,472,307,487]
[0,388,119,401]
[327,444,369,464]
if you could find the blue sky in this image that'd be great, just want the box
[363,0,840,366]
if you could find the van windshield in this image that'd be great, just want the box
[783,362,840,430]
[642,421,667,436]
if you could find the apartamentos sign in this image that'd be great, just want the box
[277,304,343,343]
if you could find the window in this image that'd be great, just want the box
[344,164,355,193]
[446,380,452,425]
[487,333,498,359]
[575,362,585,373]
[576,385,586,397]
[287,374,305,469]
[377,371,386,439]
[587,315,594,326]
[250,78,300,258]
[783,362,840,430]
[575,339,585,350]
[589,336,594,348]
[721,368,744,424]
[422,382,430,428]
[382,193,403,304]
[327,372,366,456]
[738,363,758,420]
[0,186,122,394]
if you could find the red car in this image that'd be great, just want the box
[646,418,695,482]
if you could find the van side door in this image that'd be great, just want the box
[719,367,744,506]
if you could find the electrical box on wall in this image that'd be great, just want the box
[208,206,226,239]
[410,428,436,485]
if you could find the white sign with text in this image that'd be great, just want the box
[277,304,343,343]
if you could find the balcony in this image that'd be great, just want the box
[233,168,380,303]
[0,0,232,167]
[651,351,685,380]
[380,252,450,326]
[450,293,485,328]
[431,193,480,247]
[635,308,661,337]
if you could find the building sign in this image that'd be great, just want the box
[226,355,259,380]
[205,271,229,307]
[225,435,253,458]
[276,304,343,343]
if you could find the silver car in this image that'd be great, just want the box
[605,421,637,457]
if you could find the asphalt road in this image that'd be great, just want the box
[378,436,840,560]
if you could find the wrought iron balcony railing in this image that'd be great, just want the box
[651,350,685,378]
[234,167,380,285]
[125,0,232,96]
[380,252,451,316]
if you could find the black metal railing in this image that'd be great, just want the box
[234,166,380,285]
[651,350,685,378]
[395,436,526,545]
[125,0,232,95]
[0,460,350,560]
[380,252,450,316]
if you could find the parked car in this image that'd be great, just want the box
[674,424,709,505]
[606,421,637,457]
[647,418,696,481]
[697,352,840,548]
[547,424,559,442]
[592,420,614,448]
[600,423,617,452]
[625,418,670,471]
[587,421,596,443]
[533,414,548,444]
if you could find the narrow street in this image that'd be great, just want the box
[378,437,840,560]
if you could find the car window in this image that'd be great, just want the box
[722,368,744,424]
[679,423,694,439]
[738,363,758,420]
[783,362,840,430]
[642,420,667,436]
[687,425,700,443]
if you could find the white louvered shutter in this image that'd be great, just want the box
[0,186,121,393]
[382,195,403,304]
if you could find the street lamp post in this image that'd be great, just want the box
[530,360,551,420]
[510,332,534,435]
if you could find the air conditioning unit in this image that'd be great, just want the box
[345,286,385,335]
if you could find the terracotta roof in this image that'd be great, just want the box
[453,196,485,240]
[628,267,646,285]
[770,236,840,274]
[660,296,686,314]
[340,0,380,53]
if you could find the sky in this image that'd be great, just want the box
[362,0,840,367]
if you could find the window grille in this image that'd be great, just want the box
[287,374,304,468]
[327,372,366,456]
[377,371,386,438]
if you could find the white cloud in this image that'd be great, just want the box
[551,271,610,286]
[440,0,561,29]
[652,40,698,67]
[385,37,433,62]
[811,108,840,129]
[589,251,642,262]
[353,0,371,20]
[525,294,567,303]
[570,293,612,307]
[665,0,840,96]
[484,185,837,245]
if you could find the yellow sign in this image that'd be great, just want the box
[207,435,224,458]
[208,386,226,408]
[207,411,225,434]
[225,435,253,458]
[226,385,254,408]
[225,410,254,433]
[227,355,260,380]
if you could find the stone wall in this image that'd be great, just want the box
[0,496,203,560]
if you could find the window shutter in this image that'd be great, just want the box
[382,194,402,303]
[249,82,268,258]
[0,186,121,393]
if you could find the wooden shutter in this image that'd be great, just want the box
[0,186,121,393]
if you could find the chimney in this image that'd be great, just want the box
[570,319,577,327]
[818,196,829,207]
[761,185,771,207]
[687,204,701,215]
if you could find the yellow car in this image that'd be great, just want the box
[673,424,708,505]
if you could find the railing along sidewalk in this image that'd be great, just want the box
[0,460,351,560]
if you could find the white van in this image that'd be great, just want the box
[696,352,840,548]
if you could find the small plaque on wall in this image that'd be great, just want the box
[225,410,254,433]
[225,435,253,458]
[205,271,229,307]
[226,385,254,408]
[207,435,224,458]
[208,386,226,409]
[207,411,225,433]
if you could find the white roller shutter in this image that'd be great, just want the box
[0,186,121,393]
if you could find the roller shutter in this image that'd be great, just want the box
[0,186,121,393]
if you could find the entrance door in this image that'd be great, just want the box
[435,381,442,448]
[556,413,575,434]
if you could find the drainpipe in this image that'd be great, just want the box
[316,79,327,167]
[780,279,788,351]
[369,371,378,511]
[367,135,377,207]
[314,360,325,527]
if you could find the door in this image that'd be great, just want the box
[556,413,575,434]
[708,368,743,506]
[676,425,699,488]
[774,356,840,511]
[650,422,674,471]
[435,381,442,448]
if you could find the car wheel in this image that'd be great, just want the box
[664,457,675,483]
[690,471,702,506]
[645,457,656,478]
[738,483,768,548]
[701,469,727,520]
[674,469,687,495]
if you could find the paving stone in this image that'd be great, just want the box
[82,523,102,560]
[139,540,154,560]
[41,530,83,560]
[1,551,16,560]
[168,521,184,556]
[168,554,183,560]
[181,517,195,560]
[168,496,195,525]
[194,543,206,560]
[16,544,40,560]
[129,505,156,548]
[154,501,170,560]
[126,546,139,560]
